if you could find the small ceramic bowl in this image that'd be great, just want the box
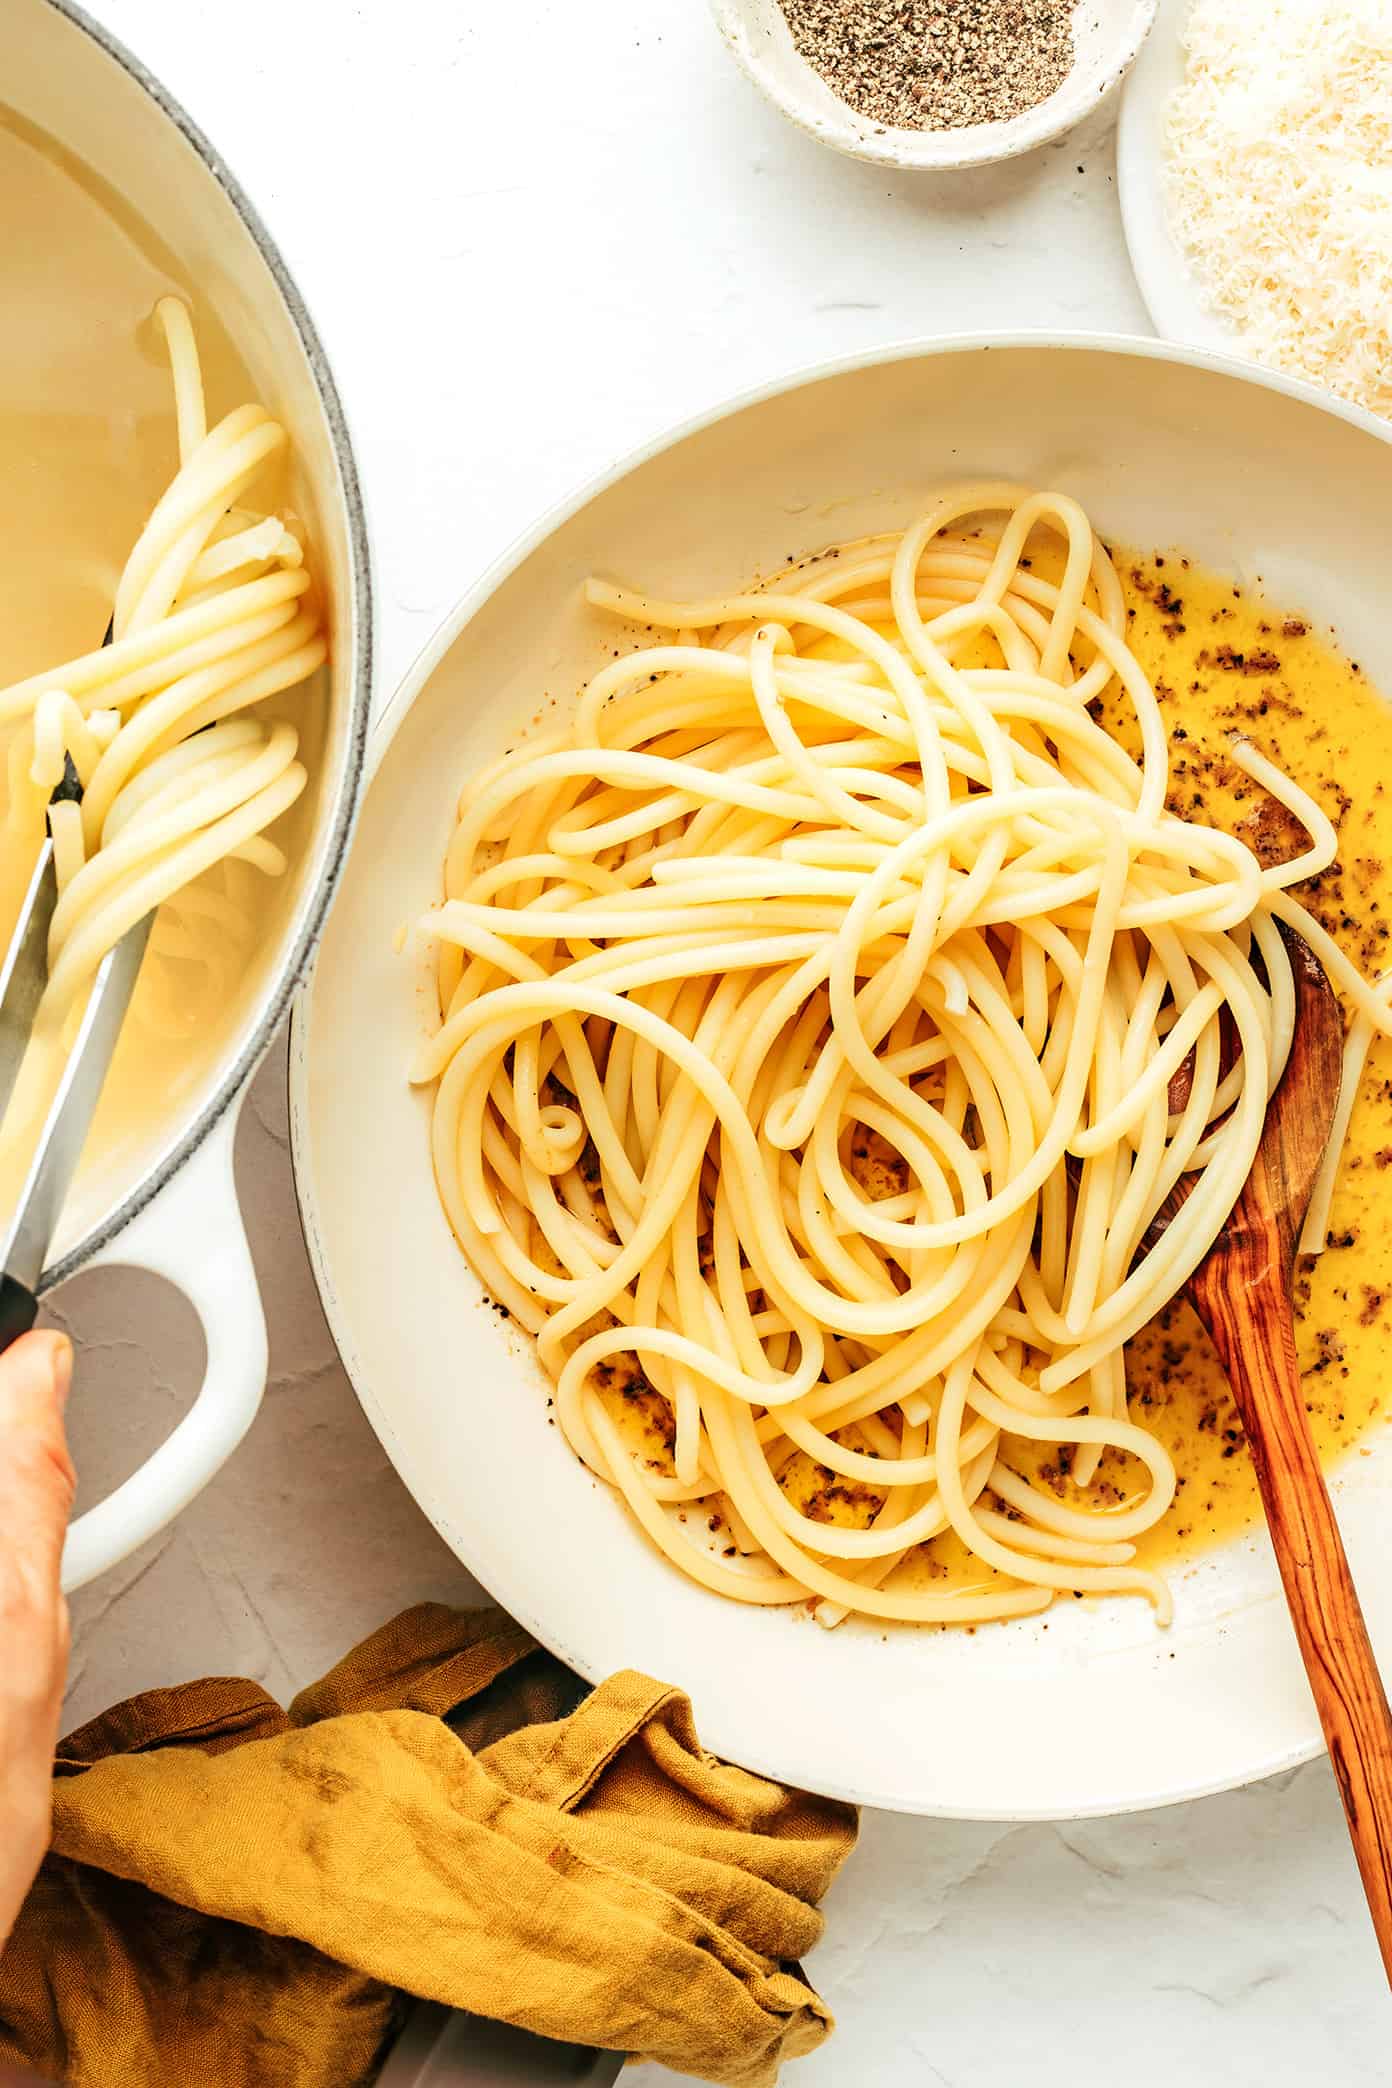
[710,0,1159,171]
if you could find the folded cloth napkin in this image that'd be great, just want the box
[0,1604,856,2087]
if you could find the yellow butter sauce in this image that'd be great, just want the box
[955,550,1392,1588]
[1091,551,1392,1573]
[892,550,1392,1602]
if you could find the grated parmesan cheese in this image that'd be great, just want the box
[1165,0,1392,419]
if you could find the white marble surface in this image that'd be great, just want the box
[55,0,1386,2078]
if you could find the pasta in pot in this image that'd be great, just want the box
[0,298,324,1167]
[415,485,1388,1628]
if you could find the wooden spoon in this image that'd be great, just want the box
[1156,921,1392,1979]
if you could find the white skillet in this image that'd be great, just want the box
[291,336,1392,1820]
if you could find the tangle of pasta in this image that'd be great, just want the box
[0,296,322,1029]
[415,485,1390,1629]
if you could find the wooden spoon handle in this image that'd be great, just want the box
[1196,1260,1392,1981]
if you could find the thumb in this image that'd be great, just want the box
[0,1332,75,1594]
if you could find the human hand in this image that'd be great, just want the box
[0,1333,74,1951]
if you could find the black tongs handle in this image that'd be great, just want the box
[0,626,144,1320]
[0,1273,38,1352]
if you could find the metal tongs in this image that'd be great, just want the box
[0,754,151,1348]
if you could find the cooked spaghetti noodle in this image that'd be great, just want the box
[414,485,1390,1627]
[0,297,323,1157]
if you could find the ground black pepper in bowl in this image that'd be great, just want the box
[779,0,1076,132]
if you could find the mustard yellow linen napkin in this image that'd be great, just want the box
[0,1604,855,2086]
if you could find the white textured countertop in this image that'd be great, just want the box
[60,1,1386,2079]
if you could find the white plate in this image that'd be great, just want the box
[1116,0,1235,353]
[291,335,1392,1820]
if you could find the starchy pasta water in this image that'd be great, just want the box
[0,279,323,1200]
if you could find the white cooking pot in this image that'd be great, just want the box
[8,0,372,1591]
[292,335,1392,1819]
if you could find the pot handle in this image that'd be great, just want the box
[59,1096,267,1592]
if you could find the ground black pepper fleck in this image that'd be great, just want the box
[778,0,1075,132]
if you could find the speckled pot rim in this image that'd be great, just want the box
[37,0,373,1292]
